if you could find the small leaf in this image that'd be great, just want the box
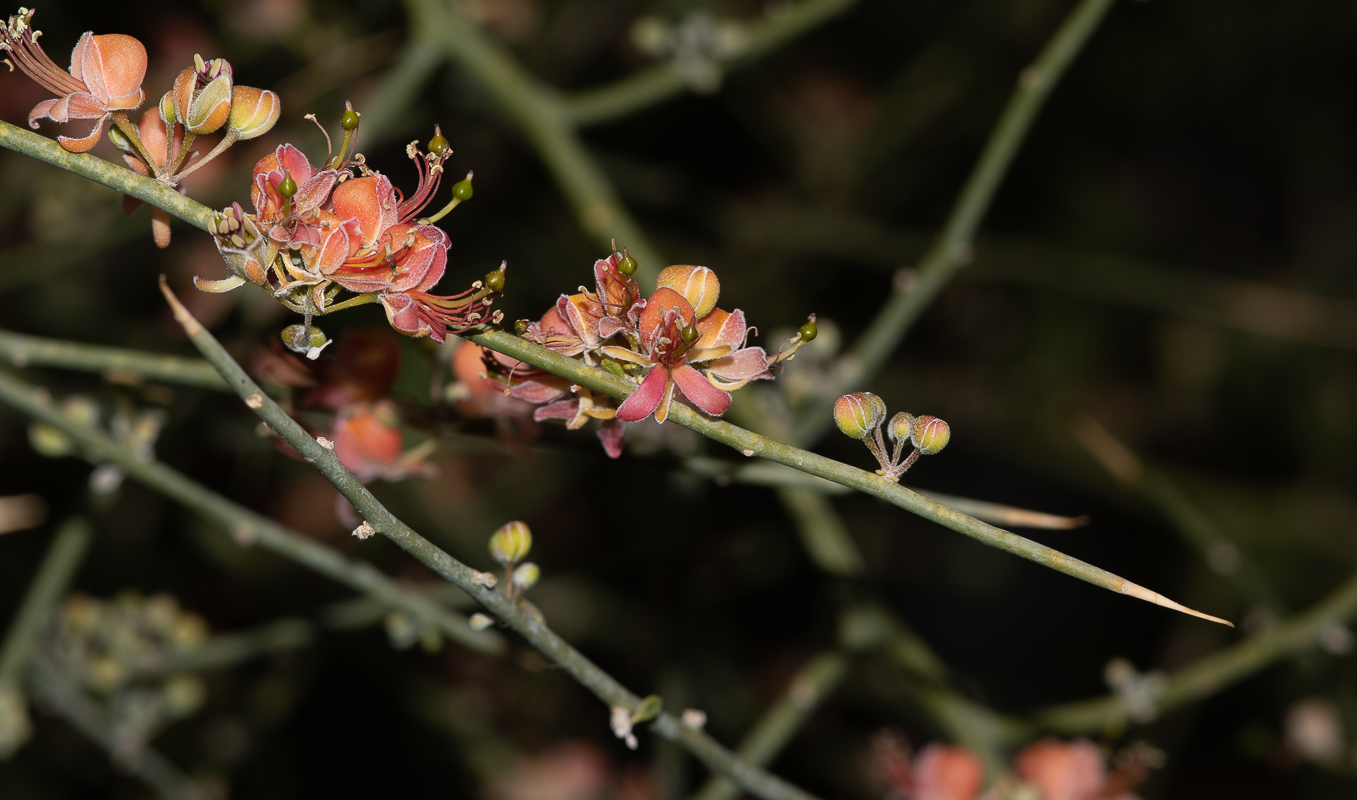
[631,694,663,724]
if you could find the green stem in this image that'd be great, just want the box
[1032,563,1357,735]
[0,367,504,657]
[109,111,166,181]
[689,652,848,800]
[565,0,858,127]
[463,326,1229,627]
[157,282,820,800]
[320,291,381,315]
[0,329,229,390]
[0,120,215,233]
[0,518,92,684]
[786,0,1119,447]
[28,660,205,800]
[404,0,666,285]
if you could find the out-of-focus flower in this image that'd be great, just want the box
[330,400,434,483]
[1016,738,1143,800]
[488,741,611,800]
[872,732,983,800]
[2,9,146,151]
[1284,698,1344,764]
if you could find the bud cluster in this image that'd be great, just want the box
[833,392,949,481]
[472,521,545,631]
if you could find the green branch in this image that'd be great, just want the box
[157,282,819,800]
[786,0,1119,446]
[690,652,848,800]
[463,326,1229,627]
[0,518,91,686]
[405,0,665,283]
[565,0,858,127]
[0,367,504,657]
[0,121,215,234]
[1033,564,1357,734]
[0,330,228,391]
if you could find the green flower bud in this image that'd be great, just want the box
[798,316,818,343]
[512,562,541,591]
[428,125,450,156]
[833,392,885,440]
[341,105,361,131]
[631,694,664,723]
[157,91,176,126]
[452,173,474,201]
[489,520,532,565]
[887,412,915,443]
[911,415,950,455]
[469,613,494,632]
[514,319,529,336]
[281,324,327,352]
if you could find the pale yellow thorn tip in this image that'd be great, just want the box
[1119,580,1234,627]
[158,275,204,337]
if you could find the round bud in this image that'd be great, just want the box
[514,319,529,336]
[512,562,541,591]
[680,323,699,344]
[341,106,361,131]
[277,170,298,197]
[911,415,950,455]
[833,392,885,440]
[887,412,915,443]
[798,317,818,343]
[227,87,280,140]
[616,254,638,276]
[281,324,327,352]
[428,125,450,156]
[485,268,505,293]
[489,520,532,565]
[468,613,494,632]
[452,178,474,202]
[658,264,720,318]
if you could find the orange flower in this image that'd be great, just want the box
[2,9,146,152]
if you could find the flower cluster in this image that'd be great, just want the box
[834,391,949,480]
[205,121,502,347]
[873,733,1159,800]
[478,250,814,457]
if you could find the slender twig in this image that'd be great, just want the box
[690,652,848,800]
[785,0,1119,446]
[1073,418,1283,611]
[565,0,858,127]
[687,457,1088,530]
[0,330,229,391]
[460,326,1229,627]
[28,659,205,800]
[721,204,1357,351]
[157,282,820,800]
[0,121,215,233]
[0,518,92,684]
[0,368,504,657]
[1032,563,1357,735]
[355,36,446,147]
[403,0,666,284]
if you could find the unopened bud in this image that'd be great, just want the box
[797,316,818,343]
[468,613,494,632]
[833,392,885,440]
[484,267,504,293]
[657,264,720,318]
[157,91,176,126]
[489,520,532,565]
[427,125,450,156]
[514,319,529,336]
[616,252,638,276]
[631,694,664,723]
[341,104,361,131]
[887,411,915,443]
[227,86,280,140]
[281,324,327,353]
[911,415,950,455]
[512,562,540,591]
[452,174,474,201]
[277,170,298,197]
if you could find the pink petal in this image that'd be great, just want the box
[616,366,670,422]
[597,419,626,458]
[57,115,107,153]
[410,225,448,292]
[533,400,580,422]
[510,378,570,404]
[71,32,100,97]
[315,218,360,274]
[670,364,731,417]
[92,34,147,108]
[27,98,58,127]
[705,347,770,384]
